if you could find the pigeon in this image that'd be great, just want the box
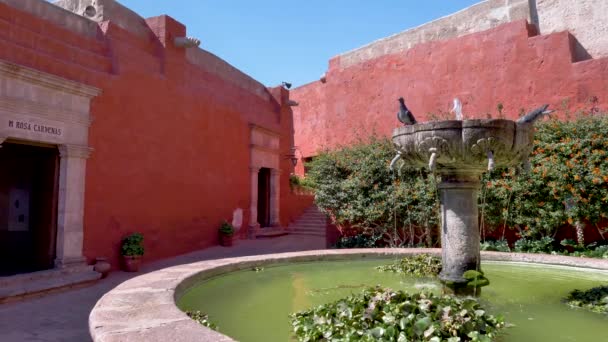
[451,98,463,120]
[517,104,553,124]
[397,97,417,125]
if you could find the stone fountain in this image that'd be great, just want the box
[393,116,536,295]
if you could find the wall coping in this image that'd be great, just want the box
[88,248,608,341]
[333,0,530,69]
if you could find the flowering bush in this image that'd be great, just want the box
[481,114,608,243]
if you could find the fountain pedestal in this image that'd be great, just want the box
[438,174,481,295]
[393,120,534,296]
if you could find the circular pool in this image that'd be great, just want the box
[89,249,608,341]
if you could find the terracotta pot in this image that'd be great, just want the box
[219,234,234,247]
[122,255,142,272]
[93,257,111,278]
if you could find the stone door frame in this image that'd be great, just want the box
[0,60,101,269]
[248,124,281,238]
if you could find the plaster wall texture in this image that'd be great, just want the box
[0,1,312,270]
[536,0,608,59]
[292,20,608,160]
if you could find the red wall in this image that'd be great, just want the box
[0,3,312,269]
[292,20,608,162]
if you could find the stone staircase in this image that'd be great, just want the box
[287,206,327,237]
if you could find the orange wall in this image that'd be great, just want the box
[0,3,312,268]
[292,20,608,163]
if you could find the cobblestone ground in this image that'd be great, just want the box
[0,235,326,342]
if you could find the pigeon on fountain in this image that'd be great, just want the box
[451,98,463,120]
[517,104,553,124]
[397,97,417,125]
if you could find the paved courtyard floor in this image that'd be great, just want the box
[0,235,326,342]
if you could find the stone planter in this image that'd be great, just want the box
[219,234,234,247]
[122,255,142,272]
[93,257,111,278]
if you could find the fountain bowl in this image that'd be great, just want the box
[392,119,534,174]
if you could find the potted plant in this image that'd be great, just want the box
[121,232,144,272]
[219,221,235,247]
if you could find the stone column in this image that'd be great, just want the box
[438,173,481,295]
[269,169,281,227]
[55,144,93,268]
[248,166,261,239]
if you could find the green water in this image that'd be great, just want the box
[177,259,608,341]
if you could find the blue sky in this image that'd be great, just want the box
[90,1,480,87]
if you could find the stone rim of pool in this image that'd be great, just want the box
[88,248,608,342]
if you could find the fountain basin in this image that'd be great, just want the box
[89,249,608,341]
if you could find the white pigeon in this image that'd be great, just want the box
[451,98,463,120]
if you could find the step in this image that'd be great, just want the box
[296,217,327,224]
[293,220,326,225]
[289,231,326,237]
[0,266,101,303]
[256,228,289,239]
[0,263,93,287]
[290,225,325,231]
[291,226,325,233]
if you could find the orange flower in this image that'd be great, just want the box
[568,217,574,224]
[574,175,581,181]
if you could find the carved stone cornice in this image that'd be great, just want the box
[249,144,280,154]
[59,144,94,159]
[0,60,102,98]
[249,166,261,173]
[249,123,281,137]
[0,96,92,126]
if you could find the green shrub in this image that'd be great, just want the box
[334,233,382,249]
[513,236,555,253]
[560,240,608,258]
[480,239,511,252]
[219,221,234,235]
[306,136,440,248]
[121,233,144,256]
[186,310,218,330]
[376,254,442,277]
[565,286,608,314]
[290,286,507,342]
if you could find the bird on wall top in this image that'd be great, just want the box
[397,97,417,125]
[517,104,553,124]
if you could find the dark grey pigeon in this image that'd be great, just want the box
[397,97,417,125]
[517,104,552,124]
